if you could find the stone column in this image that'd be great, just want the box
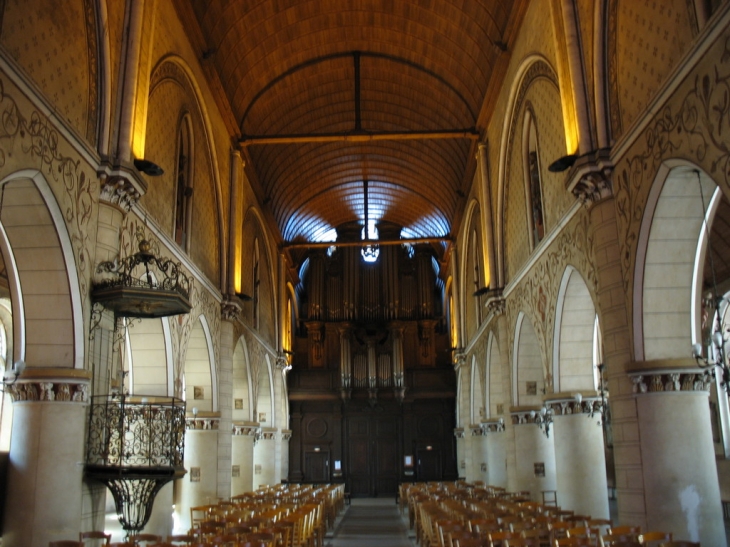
[469,424,487,483]
[629,363,725,546]
[253,427,278,489]
[547,393,609,518]
[454,428,468,480]
[481,419,507,488]
[3,369,90,547]
[231,422,259,496]
[281,430,292,483]
[509,407,557,501]
[174,412,220,533]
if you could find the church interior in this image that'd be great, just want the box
[0,0,728,545]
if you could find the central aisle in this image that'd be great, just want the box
[327,498,413,547]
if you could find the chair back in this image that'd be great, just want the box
[166,535,197,545]
[637,532,673,546]
[80,531,111,545]
[49,542,85,547]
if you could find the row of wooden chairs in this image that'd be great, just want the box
[405,482,692,547]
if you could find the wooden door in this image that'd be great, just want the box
[417,448,441,481]
[346,414,399,497]
[303,450,330,482]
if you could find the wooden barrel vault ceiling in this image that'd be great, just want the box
[178,0,529,262]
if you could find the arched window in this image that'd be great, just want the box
[523,108,545,248]
[174,116,193,250]
[471,229,482,324]
[253,239,260,329]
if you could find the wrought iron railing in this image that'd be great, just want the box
[86,394,185,468]
[85,394,186,533]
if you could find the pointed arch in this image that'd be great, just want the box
[553,266,598,392]
[513,312,543,406]
[233,336,254,422]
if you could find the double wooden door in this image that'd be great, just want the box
[346,413,399,497]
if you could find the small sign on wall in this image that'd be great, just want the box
[232,465,240,477]
[193,386,204,400]
[534,462,545,477]
[258,412,267,422]
[234,398,243,410]
[526,382,537,395]
[190,467,201,482]
[254,464,262,475]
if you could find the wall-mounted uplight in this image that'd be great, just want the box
[133,158,165,177]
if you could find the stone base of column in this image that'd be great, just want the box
[253,428,278,489]
[231,422,258,496]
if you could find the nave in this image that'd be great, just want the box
[326,499,412,547]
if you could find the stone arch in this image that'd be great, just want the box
[513,312,544,406]
[255,353,274,427]
[124,316,173,396]
[0,171,84,369]
[486,331,504,418]
[232,336,253,422]
[496,55,561,287]
[553,266,599,392]
[634,162,716,361]
[183,315,217,412]
[242,208,278,344]
[470,354,484,424]
[459,198,484,338]
[146,56,224,288]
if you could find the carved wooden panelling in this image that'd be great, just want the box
[305,417,328,439]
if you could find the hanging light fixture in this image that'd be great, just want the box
[691,171,730,391]
[361,180,379,263]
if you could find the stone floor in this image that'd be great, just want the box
[326,497,414,547]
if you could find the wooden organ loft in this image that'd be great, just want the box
[287,222,458,497]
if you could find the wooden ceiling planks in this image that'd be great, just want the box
[185,0,529,254]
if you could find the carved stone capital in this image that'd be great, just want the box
[453,351,467,370]
[6,368,91,403]
[281,429,292,441]
[99,175,143,211]
[544,397,603,416]
[567,150,614,207]
[510,406,543,425]
[258,427,277,441]
[186,413,221,430]
[480,419,505,433]
[453,427,466,439]
[487,297,505,316]
[469,424,484,436]
[629,370,713,394]
[221,299,242,321]
[232,421,260,436]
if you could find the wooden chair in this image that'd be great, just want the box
[108,543,136,547]
[657,543,700,547]
[488,531,517,547]
[608,526,641,540]
[520,528,551,547]
[587,520,612,537]
[637,532,672,546]
[166,536,198,545]
[80,531,112,545]
[553,539,594,547]
[548,522,571,544]
[505,538,541,547]
[453,538,491,547]
[130,534,163,545]
[49,542,85,547]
